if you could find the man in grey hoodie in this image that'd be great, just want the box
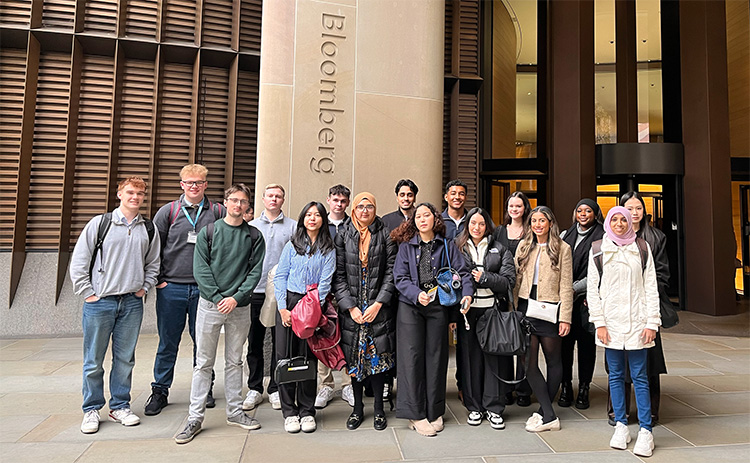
[70,176,160,435]
[242,184,296,411]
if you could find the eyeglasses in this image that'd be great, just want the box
[227,197,250,206]
[181,180,206,187]
[355,205,375,211]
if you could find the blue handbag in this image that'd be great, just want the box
[436,239,462,306]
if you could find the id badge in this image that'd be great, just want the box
[187,230,198,244]
[427,286,438,303]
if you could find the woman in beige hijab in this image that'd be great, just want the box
[332,192,398,431]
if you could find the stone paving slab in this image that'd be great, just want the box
[0,331,748,461]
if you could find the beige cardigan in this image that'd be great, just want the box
[514,242,574,324]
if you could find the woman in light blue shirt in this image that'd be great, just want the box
[274,201,336,434]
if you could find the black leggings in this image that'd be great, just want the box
[526,333,563,423]
[352,373,386,415]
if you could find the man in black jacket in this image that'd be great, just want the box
[382,179,419,233]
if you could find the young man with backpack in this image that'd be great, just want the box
[145,164,226,416]
[175,183,266,443]
[70,176,161,434]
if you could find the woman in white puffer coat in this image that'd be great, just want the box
[587,206,660,457]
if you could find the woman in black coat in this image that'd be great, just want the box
[455,208,516,430]
[558,198,604,410]
[619,191,669,424]
[333,192,397,431]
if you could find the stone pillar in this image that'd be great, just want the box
[255,0,445,216]
[680,0,737,315]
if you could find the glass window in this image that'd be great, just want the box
[595,0,617,144]
[636,0,663,143]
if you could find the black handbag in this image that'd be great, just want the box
[274,327,317,385]
[659,289,680,329]
[475,308,530,356]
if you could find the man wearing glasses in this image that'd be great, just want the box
[176,183,266,443]
[144,164,226,416]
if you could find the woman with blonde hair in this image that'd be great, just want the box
[513,206,573,432]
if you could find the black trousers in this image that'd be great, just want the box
[396,300,449,422]
[246,293,278,394]
[457,307,512,414]
[275,292,316,419]
[561,303,597,384]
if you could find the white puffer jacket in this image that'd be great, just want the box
[587,235,661,350]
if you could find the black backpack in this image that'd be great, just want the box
[203,221,261,264]
[88,213,156,279]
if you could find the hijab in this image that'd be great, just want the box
[604,206,636,246]
[351,192,377,267]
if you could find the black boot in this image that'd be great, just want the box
[206,388,216,408]
[558,381,573,407]
[575,383,590,409]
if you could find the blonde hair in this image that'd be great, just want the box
[118,176,147,192]
[180,164,208,180]
[264,184,286,197]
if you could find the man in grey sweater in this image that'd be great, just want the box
[70,177,160,435]
[242,184,297,411]
[144,164,226,416]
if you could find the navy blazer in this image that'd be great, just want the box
[393,234,474,306]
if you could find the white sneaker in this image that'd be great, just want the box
[81,409,100,434]
[467,411,483,426]
[269,391,281,410]
[610,422,632,450]
[284,416,301,433]
[242,390,263,410]
[633,427,654,457]
[108,408,140,426]
[315,386,334,409]
[487,411,505,430]
[341,384,355,407]
[300,415,317,433]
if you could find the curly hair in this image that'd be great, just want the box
[390,202,446,243]
[516,206,563,271]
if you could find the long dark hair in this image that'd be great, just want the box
[620,190,660,244]
[291,201,334,255]
[455,207,495,251]
[503,191,532,228]
[390,202,446,243]
[516,206,563,271]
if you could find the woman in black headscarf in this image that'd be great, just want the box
[558,199,604,410]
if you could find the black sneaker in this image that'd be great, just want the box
[206,389,216,409]
[144,389,168,416]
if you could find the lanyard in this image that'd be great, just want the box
[182,198,204,230]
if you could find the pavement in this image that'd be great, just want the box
[1,316,749,463]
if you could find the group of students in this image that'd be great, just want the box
[70,167,667,457]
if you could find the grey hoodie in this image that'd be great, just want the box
[70,208,161,298]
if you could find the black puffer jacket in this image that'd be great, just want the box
[333,217,398,365]
[459,236,516,310]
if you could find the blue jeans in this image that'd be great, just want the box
[606,348,652,431]
[82,293,143,412]
[152,282,200,392]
